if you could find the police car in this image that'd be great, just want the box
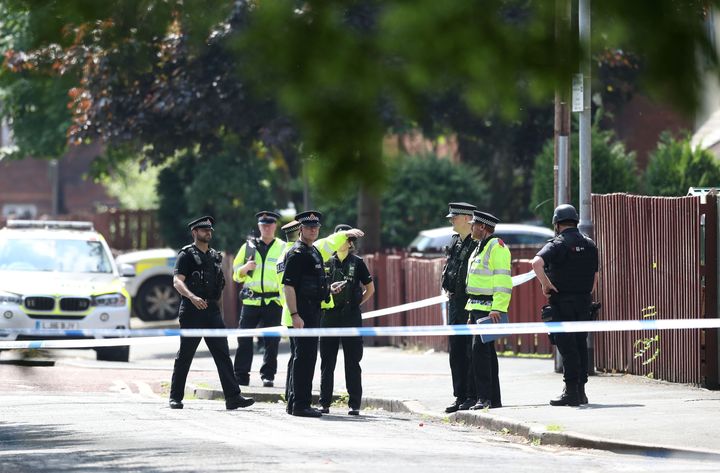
[0,220,134,361]
[116,248,179,321]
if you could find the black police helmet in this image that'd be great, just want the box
[552,204,579,225]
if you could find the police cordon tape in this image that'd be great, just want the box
[3,319,720,350]
[2,269,718,350]
[0,269,538,349]
[360,269,538,320]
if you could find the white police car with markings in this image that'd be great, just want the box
[116,248,179,321]
[0,220,134,361]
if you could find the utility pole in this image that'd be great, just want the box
[554,0,572,210]
[553,0,572,374]
[577,0,595,376]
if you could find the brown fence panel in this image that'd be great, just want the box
[593,194,703,384]
[96,210,164,251]
[403,257,446,351]
[506,258,552,354]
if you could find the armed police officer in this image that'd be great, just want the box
[169,216,255,410]
[441,202,479,413]
[531,204,598,406]
[232,210,284,388]
[282,210,330,417]
[465,210,512,410]
[318,224,375,416]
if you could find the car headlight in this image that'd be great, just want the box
[0,291,23,305]
[92,293,127,307]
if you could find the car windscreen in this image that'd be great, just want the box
[0,237,113,273]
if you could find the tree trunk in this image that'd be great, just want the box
[356,184,381,253]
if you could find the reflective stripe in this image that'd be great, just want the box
[469,268,493,276]
[493,287,513,295]
[482,239,498,267]
[493,269,511,276]
[467,286,493,296]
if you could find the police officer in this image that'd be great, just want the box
[169,216,255,410]
[441,202,479,413]
[531,204,598,406]
[232,210,284,387]
[282,210,330,417]
[318,224,375,416]
[278,221,364,414]
[465,210,512,410]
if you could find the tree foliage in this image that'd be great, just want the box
[644,133,720,196]
[155,135,280,251]
[2,0,718,191]
[315,154,488,248]
[531,122,639,225]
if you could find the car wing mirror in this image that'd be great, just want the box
[119,263,136,277]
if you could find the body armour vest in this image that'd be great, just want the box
[180,244,225,300]
[326,254,363,308]
[291,240,330,302]
[441,233,478,294]
[545,229,598,294]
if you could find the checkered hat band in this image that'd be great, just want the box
[284,224,301,232]
[474,216,496,226]
[299,216,319,223]
[450,208,474,215]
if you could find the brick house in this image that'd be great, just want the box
[0,142,119,219]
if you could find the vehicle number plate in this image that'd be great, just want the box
[38,321,79,330]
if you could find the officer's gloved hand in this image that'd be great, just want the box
[343,229,364,239]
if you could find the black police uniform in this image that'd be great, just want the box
[537,227,598,389]
[233,237,283,386]
[282,239,329,415]
[442,232,478,410]
[319,253,372,412]
[169,243,245,406]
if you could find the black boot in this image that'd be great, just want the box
[550,382,580,406]
[578,383,588,404]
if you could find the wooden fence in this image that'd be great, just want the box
[592,193,719,387]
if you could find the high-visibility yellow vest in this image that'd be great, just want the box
[464,237,512,313]
[279,232,348,326]
[233,238,284,306]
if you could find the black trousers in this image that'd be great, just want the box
[551,293,592,385]
[170,304,240,402]
[234,302,282,382]
[319,309,363,410]
[448,296,475,400]
[470,310,501,406]
[289,309,321,412]
[285,331,295,414]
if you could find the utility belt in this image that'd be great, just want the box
[467,295,493,305]
[240,288,280,300]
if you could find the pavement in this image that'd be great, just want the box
[187,341,720,458]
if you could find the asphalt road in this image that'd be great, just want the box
[1,347,719,472]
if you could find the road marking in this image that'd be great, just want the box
[133,380,160,398]
[110,380,132,393]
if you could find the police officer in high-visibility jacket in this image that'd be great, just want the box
[531,204,598,407]
[232,210,284,387]
[465,210,512,410]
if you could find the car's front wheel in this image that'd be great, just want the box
[135,276,180,321]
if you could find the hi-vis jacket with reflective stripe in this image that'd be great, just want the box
[464,237,512,313]
[277,232,348,326]
[233,237,285,306]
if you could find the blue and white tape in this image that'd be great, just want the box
[2,269,717,350]
[1,319,719,349]
[361,270,537,320]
